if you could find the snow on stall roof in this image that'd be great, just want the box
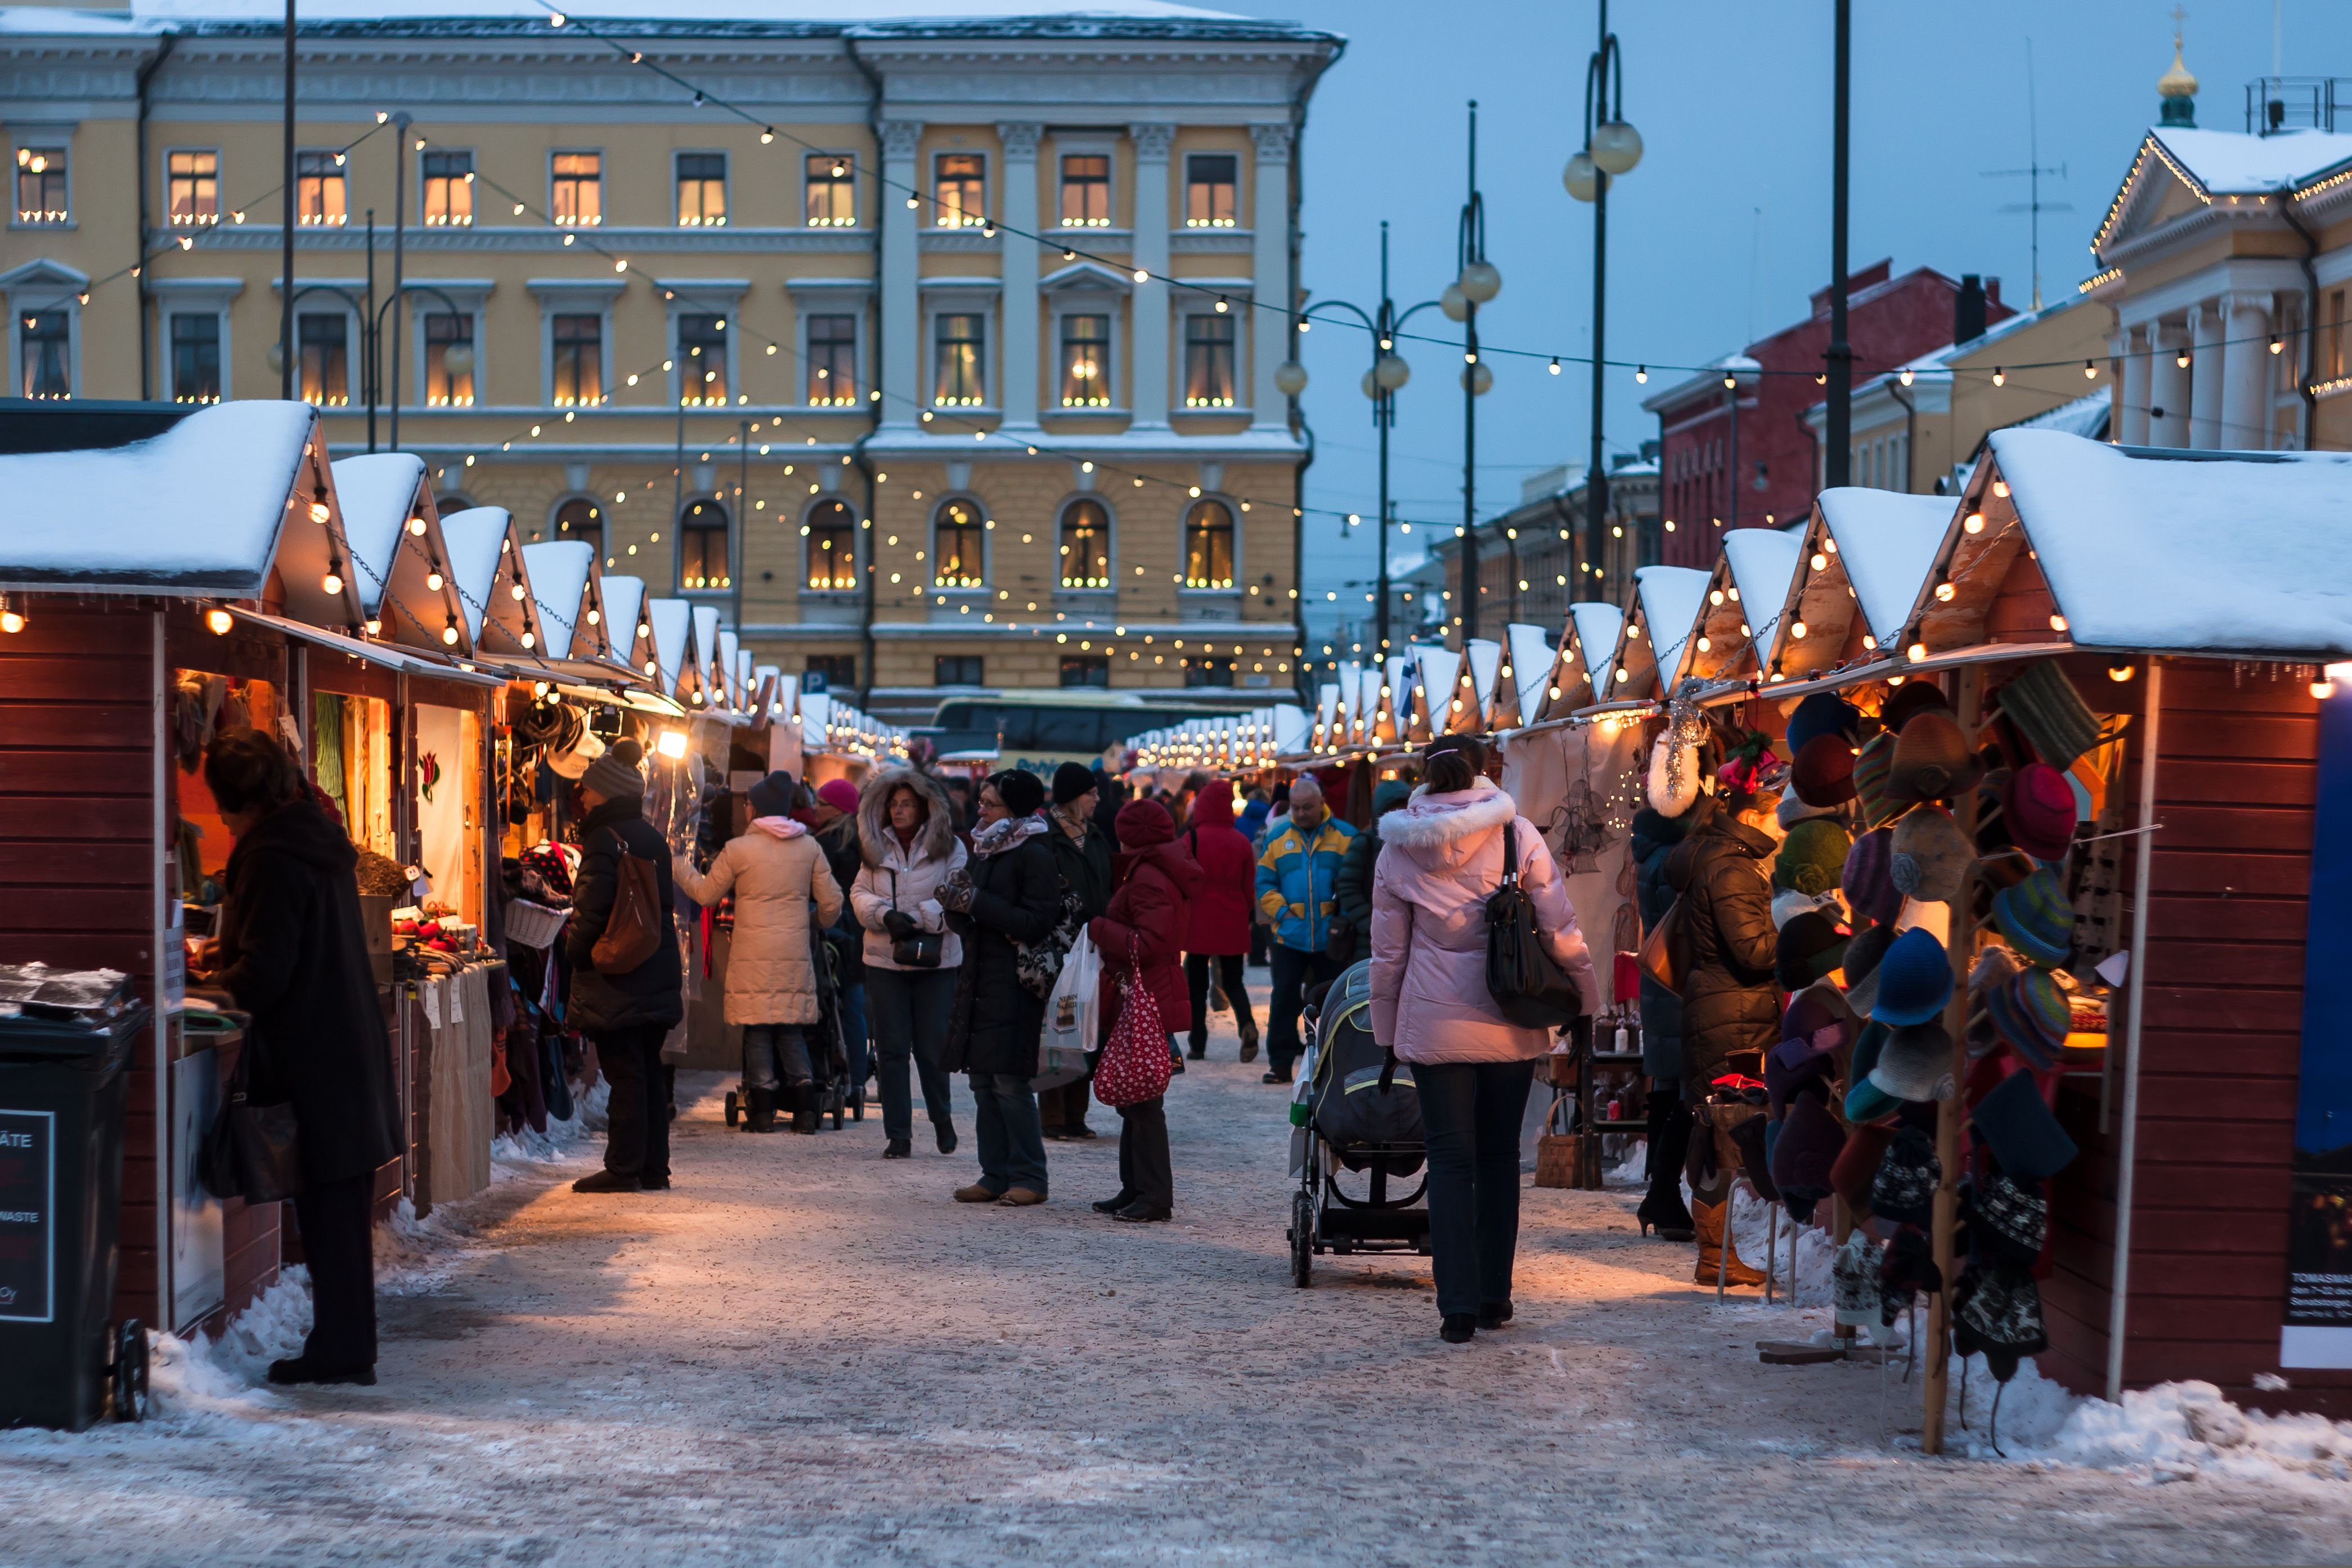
[1989,428,2352,656]
[1465,637,1501,707]
[1720,527,1804,671]
[1413,644,1461,725]
[0,401,313,595]
[1817,487,1953,645]
[520,540,593,655]
[601,574,646,660]
[647,597,693,695]
[1506,623,1556,719]
[436,506,511,644]
[2151,126,2352,192]
[1631,565,1711,682]
[125,0,1246,23]
[1568,601,1623,695]
[330,453,426,616]
[693,605,722,697]
[2008,388,2111,441]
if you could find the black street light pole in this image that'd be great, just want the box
[279,0,295,401]
[1455,101,1497,646]
[1825,0,1853,488]
[388,111,410,450]
[1568,2,1642,596]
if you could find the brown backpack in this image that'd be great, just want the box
[590,828,663,975]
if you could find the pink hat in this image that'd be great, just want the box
[2003,762,2077,861]
[818,778,860,815]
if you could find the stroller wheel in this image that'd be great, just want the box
[1290,1190,1314,1288]
[724,1090,739,1129]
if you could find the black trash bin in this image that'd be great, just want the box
[0,1004,151,1431]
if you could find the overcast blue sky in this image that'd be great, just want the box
[1242,0,2352,625]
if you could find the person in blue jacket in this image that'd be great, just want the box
[1253,775,1355,1084]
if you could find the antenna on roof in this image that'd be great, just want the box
[1981,39,2071,311]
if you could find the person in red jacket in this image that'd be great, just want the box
[1088,797,1200,1222]
[1177,777,1261,1062]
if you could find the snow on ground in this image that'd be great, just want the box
[8,981,2352,1565]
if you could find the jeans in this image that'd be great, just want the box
[595,1024,672,1181]
[867,967,957,1142]
[1416,1058,1537,1319]
[742,1023,811,1090]
[840,982,869,1090]
[1116,1095,1171,1215]
[292,1170,377,1369]
[1267,945,1342,1074]
[969,1071,1048,1196]
[1184,952,1256,1054]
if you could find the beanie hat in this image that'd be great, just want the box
[1833,1228,1887,1326]
[582,738,647,802]
[1871,927,1953,1026]
[1775,910,1850,991]
[1967,1171,2049,1269]
[1833,1121,1894,1216]
[1786,691,1863,759]
[1770,1092,1847,1224]
[1051,760,1098,806]
[1774,818,1852,898]
[989,767,1047,816]
[1765,1041,1834,1118]
[2004,762,2079,862]
[1790,732,1859,808]
[1852,731,1902,829]
[818,778,860,815]
[1995,659,2099,770]
[1871,1124,1941,1228]
[1844,1020,1901,1124]
[1880,680,1952,734]
[1777,790,1846,830]
[1882,711,1986,804]
[1843,827,1901,928]
[1985,967,2071,1071]
[1843,919,1895,989]
[1952,1265,2048,1385]
[1992,866,2074,967]
[1890,807,1973,905]
[1970,1068,2079,1181]
[1871,1019,1956,1102]
[746,770,797,819]
[1879,1225,1945,1327]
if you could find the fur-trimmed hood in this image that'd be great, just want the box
[858,765,958,868]
[1377,776,1520,873]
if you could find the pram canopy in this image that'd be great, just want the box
[1308,960,1424,1163]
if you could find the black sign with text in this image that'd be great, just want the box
[0,1108,53,1323]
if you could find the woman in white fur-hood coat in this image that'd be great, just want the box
[1368,770,1599,1064]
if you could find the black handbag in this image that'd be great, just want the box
[1484,817,1587,1031]
[199,1037,304,1204]
[887,870,942,968]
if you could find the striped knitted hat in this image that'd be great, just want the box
[1985,967,2071,1071]
[1992,866,2073,967]
[1853,730,1901,828]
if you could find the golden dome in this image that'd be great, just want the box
[2159,35,2198,100]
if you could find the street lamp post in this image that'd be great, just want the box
[1565,1,1642,592]
[1448,101,1501,645]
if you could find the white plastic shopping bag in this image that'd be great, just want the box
[1033,929,1100,1092]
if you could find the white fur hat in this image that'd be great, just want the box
[1646,731,1702,818]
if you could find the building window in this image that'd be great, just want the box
[805,154,854,226]
[1059,154,1110,227]
[424,312,474,406]
[1186,154,1237,227]
[298,312,349,406]
[935,654,984,686]
[1060,313,1110,407]
[551,151,601,226]
[167,151,218,226]
[680,500,730,590]
[1183,656,1234,688]
[1183,498,1235,588]
[804,498,857,591]
[553,497,604,554]
[15,145,67,224]
[1060,655,1110,688]
[2331,289,2346,381]
[806,313,856,405]
[806,654,856,690]
[17,311,68,398]
[421,150,473,227]
[675,152,726,227]
[297,150,347,226]
[678,313,728,405]
[933,312,986,406]
[1058,499,1111,588]
[933,499,986,588]
[1184,315,1236,407]
[552,313,603,405]
[169,313,220,403]
[933,153,985,227]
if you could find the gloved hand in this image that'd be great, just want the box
[937,870,975,914]
[882,909,918,941]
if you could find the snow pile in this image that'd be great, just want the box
[491,1076,606,1168]
[1977,1374,2352,1484]
[1603,1136,1648,1187]
[1726,1185,1839,1303]
[141,1267,312,1427]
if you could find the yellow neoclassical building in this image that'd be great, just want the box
[1,0,1340,718]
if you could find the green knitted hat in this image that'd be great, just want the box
[1773,817,1853,897]
[1853,730,1901,829]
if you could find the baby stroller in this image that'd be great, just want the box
[724,918,864,1132]
[1286,959,1429,1287]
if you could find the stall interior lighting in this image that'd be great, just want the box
[205,608,234,635]
[657,729,689,759]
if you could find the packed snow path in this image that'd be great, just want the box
[12,995,2352,1566]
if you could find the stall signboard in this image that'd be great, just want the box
[0,1109,55,1323]
[2287,685,2352,1368]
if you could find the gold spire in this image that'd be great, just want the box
[2159,7,2198,101]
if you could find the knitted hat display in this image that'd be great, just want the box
[1985,967,2071,1071]
[1974,846,2040,892]
[1777,790,1846,830]
[1971,1069,2080,1181]
[1769,1092,1847,1224]
[1852,731,1902,829]
[1782,983,1851,1054]
[1872,1124,1941,1228]
[1843,919,1896,989]
[1992,866,2075,967]
[1882,711,1987,804]
[1786,691,1864,759]
[1879,1225,1946,1328]
[1833,1121,1894,1214]
[1890,807,1974,906]
[1967,1170,2049,1269]
[1833,1229,1886,1327]
[1775,818,1853,897]
[1871,1019,1956,1103]
[1726,1112,1778,1202]
[1791,732,1859,807]
[1765,1042,1835,1118]
[1844,1021,1902,1124]
[1775,909,1851,991]
[2003,762,2080,862]
[1646,730,1704,817]
[1844,826,1902,927]
[1880,680,1952,734]
[1871,928,1953,1025]
[1996,659,2100,770]
[1952,1265,2048,1385]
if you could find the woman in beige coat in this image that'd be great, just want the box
[673,772,843,1133]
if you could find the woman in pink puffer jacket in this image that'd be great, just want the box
[1370,740,1597,1344]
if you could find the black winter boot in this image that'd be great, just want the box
[745,1086,779,1134]
[791,1083,820,1135]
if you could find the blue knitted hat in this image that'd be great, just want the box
[1871,927,1953,1027]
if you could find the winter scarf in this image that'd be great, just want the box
[970,814,1049,857]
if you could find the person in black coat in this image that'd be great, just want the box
[563,738,684,1193]
[1663,794,1780,1099]
[1040,761,1114,1140]
[200,729,400,1386]
[938,769,1061,1205]
[1628,806,1696,1241]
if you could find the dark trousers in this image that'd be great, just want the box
[596,1024,672,1181]
[742,1023,812,1090]
[1416,1058,1537,1319]
[1184,952,1256,1054]
[1039,1075,1094,1132]
[1267,945,1341,1073]
[867,967,957,1142]
[1116,1095,1172,1216]
[969,1072,1048,1195]
[292,1170,378,1370]
[840,982,869,1089]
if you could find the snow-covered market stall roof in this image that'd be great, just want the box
[1532,601,1623,721]
[519,538,613,663]
[1687,526,1802,683]
[331,452,473,653]
[646,596,699,703]
[600,574,652,677]
[1608,565,1709,700]
[438,506,545,658]
[1759,488,1953,685]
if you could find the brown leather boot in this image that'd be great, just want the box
[1693,1197,1765,1288]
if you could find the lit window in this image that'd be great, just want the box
[933,313,985,406]
[554,497,604,555]
[1183,656,1235,688]
[676,152,726,227]
[297,150,347,226]
[805,499,857,590]
[1185,153,1237,228]
[421,150,473,227]
[169,313,220,403]
[15,145,68,224]
[1060,313,1110,407]
[680,500,730,590]
[1058,499,1111,588]
[933,153,985,228]
[17,311,68,398]
[1061,655,1110,688]
[806,314,856,405]
[1184,314,1236,407]
[933,500,986,588]
[167,151,218,226]
[298,312,349,406]
[424,312,474,406]
[677,313,728,405]
[805,154,854,226]
[1060,154,1110,227]
[552,152,602,226]
[935,654,984,686]
[1183,498,1235,588]
[553,313,602,405]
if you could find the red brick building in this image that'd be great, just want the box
[1641,260,2010,568]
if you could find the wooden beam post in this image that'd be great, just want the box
[1921,664,1983,1454]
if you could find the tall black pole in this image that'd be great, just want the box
[1824,0,1852,489]
[734,418,749,635]
[1374,221,1394,660]
[389,112,409,451]
[280,0,295,401]
[1727,376,1740,529]
[1583,0,1612,593]
[1458,102,1481,647]
[363,209,376,451]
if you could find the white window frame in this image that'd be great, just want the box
[162,145,222,229]
[1,259,88,398]
[1177,491,1244,595]
[150,276,243,404]
[927,493,991,593]
[530,277,622,408]
[801,149,859,230]
[672,149,730,230]
[1053,493,1117,592]
[280,281,364,409]
[921,283,999,411]
[660,280,747,407]
[549,148,604,228]
[787,277,872,410]
[9,124,77,230]
[1053,137,1117,231]
[406,280,491,408]
[799,494,861,596]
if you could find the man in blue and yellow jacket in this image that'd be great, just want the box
[1254,776,1355,1084]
